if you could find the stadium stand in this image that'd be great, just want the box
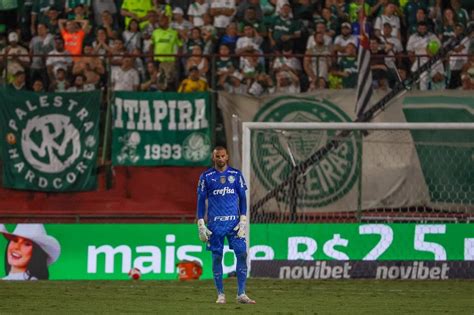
[0,0,472,221]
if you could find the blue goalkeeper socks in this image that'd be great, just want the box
[236,252,248,296]
[212,253,224,294]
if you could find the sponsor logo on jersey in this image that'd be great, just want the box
[252,96,360,207]
[213,187,235,196]
[213,215,238,222]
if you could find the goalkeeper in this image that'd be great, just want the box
[196,146,256,304]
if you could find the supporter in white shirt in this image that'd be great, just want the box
[406,22,440,72]
[210,0,236,30]
[379,23,403,54]
[333,22,358,59]
[235,24,260,54]
[170,7,193,40]
[111,56,140,91]
[188,0,210,27]
[67,74,96,92]
[374,3,401,39]
[448,23,470,89]
[46,36,73,80]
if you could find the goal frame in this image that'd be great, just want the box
[242,122,474,227]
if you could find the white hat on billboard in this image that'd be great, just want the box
[1,224,61,266]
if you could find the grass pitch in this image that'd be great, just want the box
[0,279,473,314]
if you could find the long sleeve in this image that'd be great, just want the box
[237,173,247,216]
[196,175,207,219]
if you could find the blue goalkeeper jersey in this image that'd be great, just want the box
[196,166,247,231]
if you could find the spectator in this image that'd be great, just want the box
[374,3,401,40]
[7,69,27,91]
[219,70,248,94]
[29,23,55,87]
[304,32,332,87]
[380,23,403,54]
[187,0,210,27]
[238,7,267,40]
[275,70,300,93]
[307,23,332,48]
[31,1,64,36]
[100,10,118,39]
[437,8,456,43]
[235,24,261,55]
[269,3,301,50]
[46,36,73,80]
[370,0,388,19]
[140,61,166,91]
[44,6,61,36]
[185,27,205,55]
[109,38,127,72]
[111,55,140,91]
[347,0,370,24]
[67,73,95,91]
[406,22,440,77]
[219,22,239,53]
[407,8,433,35]
[210,0,236,35]
[120,0,154,30]
[448,24,470,89]
[0,32,30,84]
[151,14,182,90]
[201,26,215,55]
[294,0,314,30]
[131,47,146,81]
[404,0,428,31]
[185,45,209,79]
[92,28,113,59]
[369,37,388,90]
[32,79,45,92]
[49,67,71,92]
[236,0,262,21]
[58,19,89,59]
[92,0,117,27]
[450,0,469,27]
[142,10,160,54]
[72,43,105,87]
[216,43,237,88]
[247,71,275,95]
[123,19,142,52]
[333,22,358,58]
[67,4,91,24]
[418,42,445,90]
[319,7,338,38]
[331,43,358,89]
[239,48,264,83]
[171,7,193,41]
[201,12,217,41]
[178,65,208,92]
[271,42,302,80]
[65,1,91,17]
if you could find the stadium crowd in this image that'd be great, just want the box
[0,0,473,95]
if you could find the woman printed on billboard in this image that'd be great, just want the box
[0,224,61,280]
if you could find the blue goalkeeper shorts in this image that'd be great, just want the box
[206,227,246,256]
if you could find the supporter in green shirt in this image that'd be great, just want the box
[334,43,358,88]
[31,0,64,35]
[269,3,301,49]
[121,0,154,30]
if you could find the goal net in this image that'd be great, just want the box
[242,122,474,223]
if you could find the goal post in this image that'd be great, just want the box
[242,122,474,225]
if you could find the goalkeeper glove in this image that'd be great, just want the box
[233,215,247,238]
[197,219,212,242]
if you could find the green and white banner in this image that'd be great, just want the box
[0,223,472,280]
[0,89,101,191]
[218,91,474,213]
[112,92,212,166]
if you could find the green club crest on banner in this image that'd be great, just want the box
[0,90,101,192]
[252,96,360,207]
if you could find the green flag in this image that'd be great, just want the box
[112,92,212,166]
[0,89,101,191]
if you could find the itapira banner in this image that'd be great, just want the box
[0,89,101,192]
[0,223,472,280]
[218,91,474,213]
[112,92,212,166]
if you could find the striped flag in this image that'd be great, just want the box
[355,7,373,117]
